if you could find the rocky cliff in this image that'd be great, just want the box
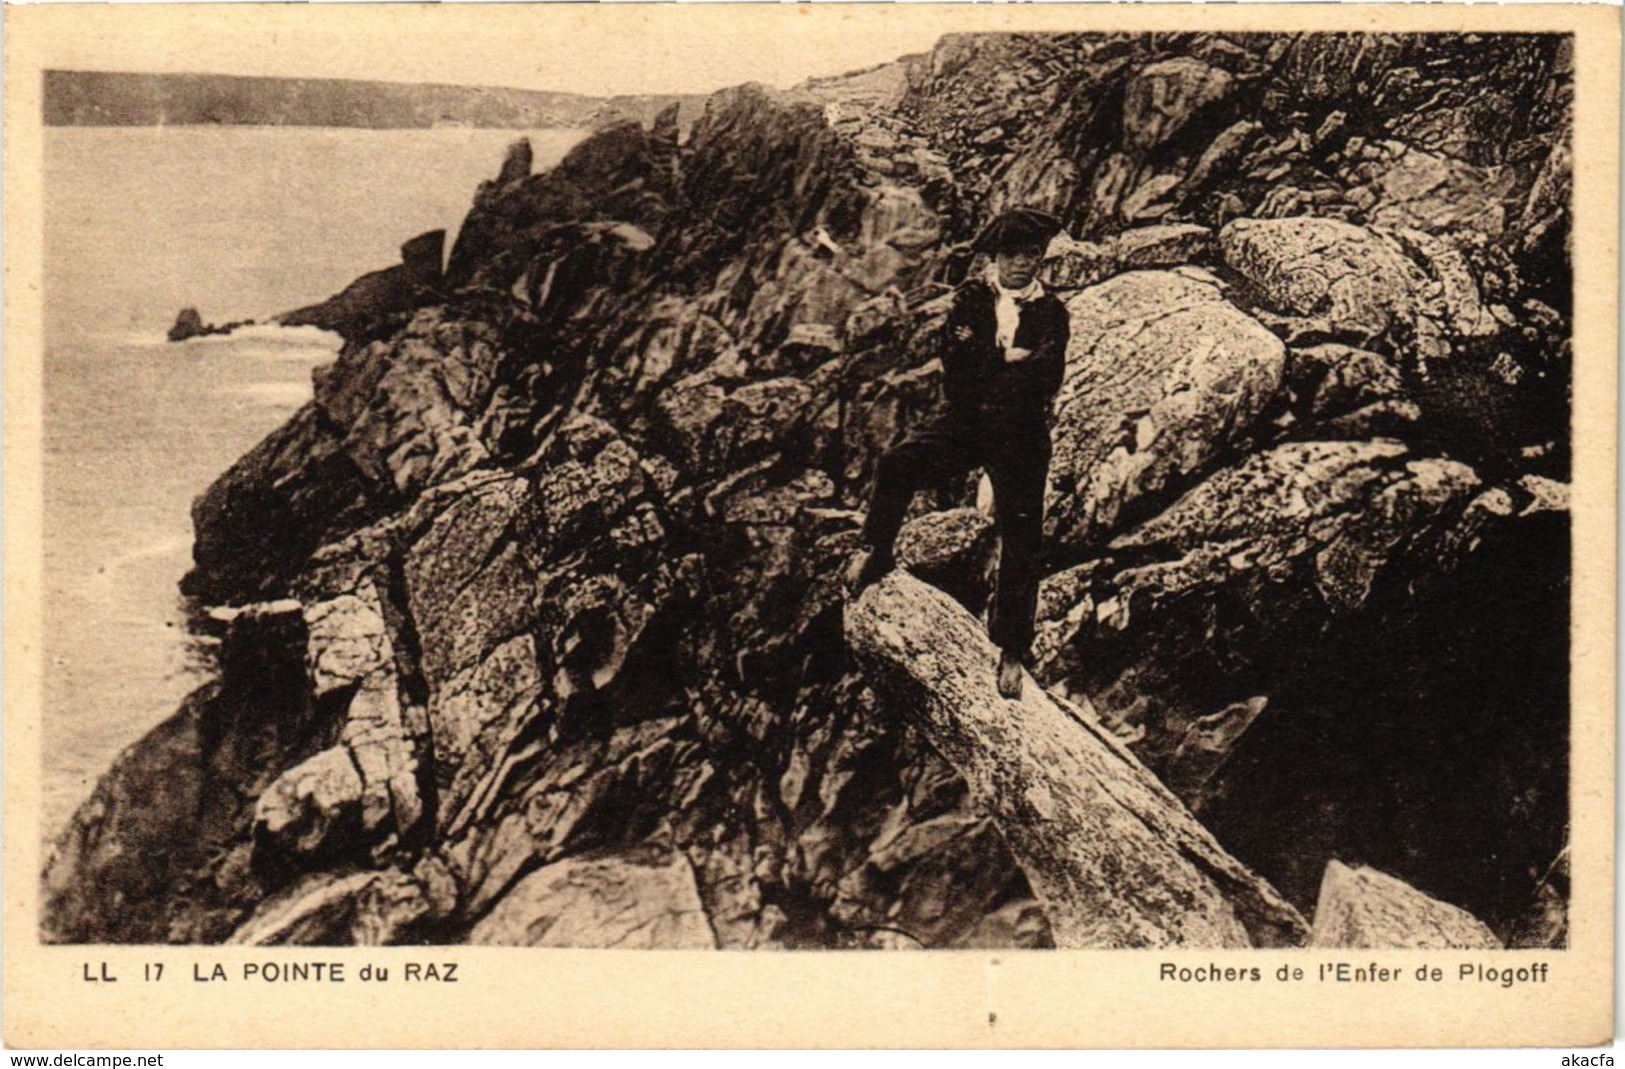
[45,32,1572,949]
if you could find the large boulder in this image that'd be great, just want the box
[1094,439,1478,618]
[1275,34,1409,106]
[48,32,1575,959]
[403,473,539,689]
[1219,217,1430,338]
[468,848,716,948]
[895,507,996,615]
[1048,269,1287,551]
[1042,226,1214,292]
[1309,861,1501,949]
[442,716,713,922]
[278,230,447,339]
[1387,228,1500,339]
[1518,133,1571,258]
[1508,846,1569,949]
[328,310,505,498]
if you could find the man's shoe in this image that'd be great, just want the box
[997,651,1024,699]
[846,548,894,595]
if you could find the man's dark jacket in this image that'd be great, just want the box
[938,277,1071,431]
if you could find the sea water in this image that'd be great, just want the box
[40,125,583,839]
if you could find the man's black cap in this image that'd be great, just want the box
[972,208,1064,253]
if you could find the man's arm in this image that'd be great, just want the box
[1004,299,1070,401]
[939,288,990,408]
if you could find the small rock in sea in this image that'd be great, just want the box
[167,306,251,343]
[167,307,206,342]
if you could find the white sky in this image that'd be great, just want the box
[15,5,958,98]
[13,3,1594,99]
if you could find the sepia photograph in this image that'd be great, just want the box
[4,2,1617,1049]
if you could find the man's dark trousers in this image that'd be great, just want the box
[860,412,1050,659]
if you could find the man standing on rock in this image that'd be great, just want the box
[849,208,1070,700]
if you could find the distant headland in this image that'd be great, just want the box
[44,69,696,130]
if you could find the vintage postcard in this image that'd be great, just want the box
[4,2,1618,1049]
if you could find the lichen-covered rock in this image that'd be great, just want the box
[440,713,713,923]
[227,869,433,946]
[52,30,1571,955]
[1176,120,1261,200]
[1309,861,1501,949]
[1113,224,1212,270]
[1275,34,1409,106]
[468,848,716,948]
[1219,216,1430,338]
[1122,58,1234,154]
[430,634,543,827]
[253,746,365,859]
[1339,139,1514,238]
[1388,228,1500,338]
[1507,846,1569,949]
[703,377,818,474]
[1043,226,1213,292]
[1049,269,1287,550]
[184,403,379,603]
[831,814,1038,948]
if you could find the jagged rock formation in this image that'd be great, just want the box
[278,230,449,340]
[46,31,1571,948]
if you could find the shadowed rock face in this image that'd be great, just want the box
[49,30,1570,949]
